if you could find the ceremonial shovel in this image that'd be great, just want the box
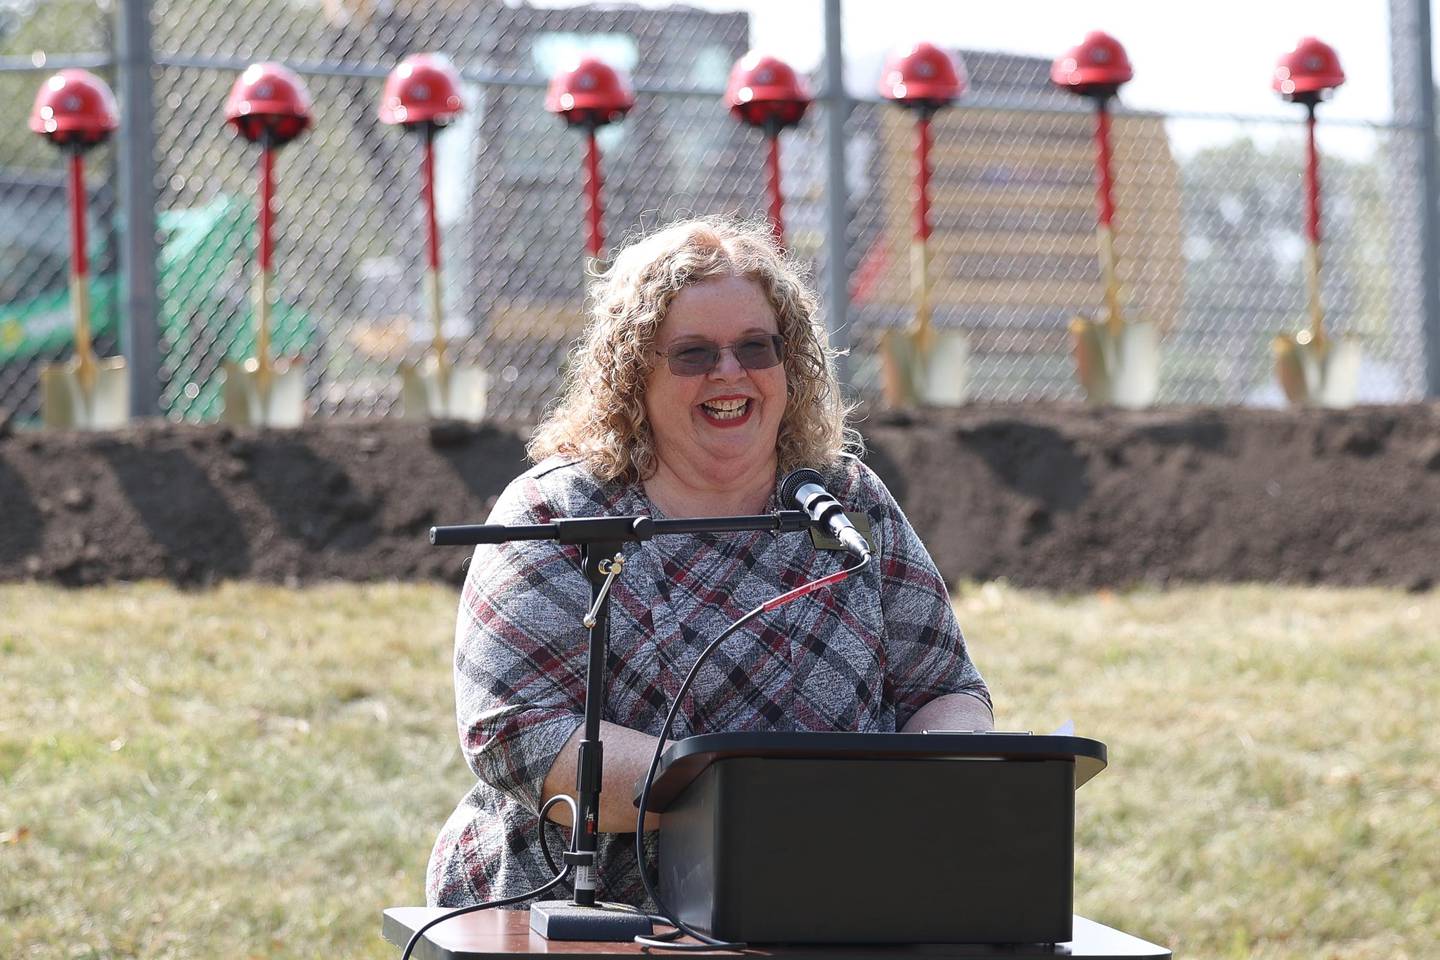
[40,143,130,429]
[878,43,971,408]
[1053,31,1158,408]
[1272,38,1359,407]
[220,63,310,428]
[1067,93,1159,408]
[31,69,129,429]
[880,103,971,407]
[382,53,487,422]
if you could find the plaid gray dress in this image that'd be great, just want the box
[425,454,989,908]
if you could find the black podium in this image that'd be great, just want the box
[642,732,1107,945]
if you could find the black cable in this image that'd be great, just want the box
[538,796,576,895]
[632,553,871,950]
[639,921,688,943]
[646,927,687,941]
[401,794,579,960]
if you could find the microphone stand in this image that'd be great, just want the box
[430,509,814,940]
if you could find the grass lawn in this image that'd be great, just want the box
[1,581,1436,959]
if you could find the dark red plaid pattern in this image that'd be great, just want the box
[426,456,989,908]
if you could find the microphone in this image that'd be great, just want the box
[780,468,872,561]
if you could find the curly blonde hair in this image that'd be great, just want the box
[529,217,859,484]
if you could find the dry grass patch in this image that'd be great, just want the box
[2,581,1437,959]
[959,582,1439,960]
[0,581,466,960]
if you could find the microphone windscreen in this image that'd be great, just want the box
[779,468,826,508]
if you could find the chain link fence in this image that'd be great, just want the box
[0,0,1430,423]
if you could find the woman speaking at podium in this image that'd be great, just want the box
[426,218,991,909]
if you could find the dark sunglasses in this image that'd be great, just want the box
[655,334,786,377]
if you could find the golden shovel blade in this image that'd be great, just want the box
[914,330,971,406]
[879,329,918,409]
[40,356,130,430]
[220,358,306,428]
[1272,335,1310,405]
[1069,315,1110,403]
[1110,320,1160,409]
[401,358,489,422]
[879,327,971,408]
[1315,339,1361,408]
[1273,332,1362,408]
[1069,315,1159,408]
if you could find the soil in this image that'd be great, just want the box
[3,403,1439,592]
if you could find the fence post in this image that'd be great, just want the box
[116,0,162,417]
[822,0,852,388]
[1416,0,1440,397]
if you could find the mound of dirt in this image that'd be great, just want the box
[2,404,1438,591]
[861,403,1440,592]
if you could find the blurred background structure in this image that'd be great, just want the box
[1,0,1438,423]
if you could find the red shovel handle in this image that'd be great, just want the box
[1305,105,1321,247]
[258,144,275,274]
[584,129,604,260]
[1093,98,1116,229]
[423,126,441,272]
[68,151,89,281]
[422,125,448,369]
[1304,105,1326,342]
[766,131,786,249]
[67,148,96,372]
[914,115,933,242]
[254,139,277,375]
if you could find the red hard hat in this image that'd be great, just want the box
[1051,30,1134,98]
[1274,37,1345,103]
[29,69,119,148]
[224,62,313,145]
[879,42,966,109]
[725,52,811,129]
[379,53,466,127]
[544,57,634,128]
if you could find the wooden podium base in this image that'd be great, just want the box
[381,908,1171,959]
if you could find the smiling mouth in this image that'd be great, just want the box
[699,398,751,421]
